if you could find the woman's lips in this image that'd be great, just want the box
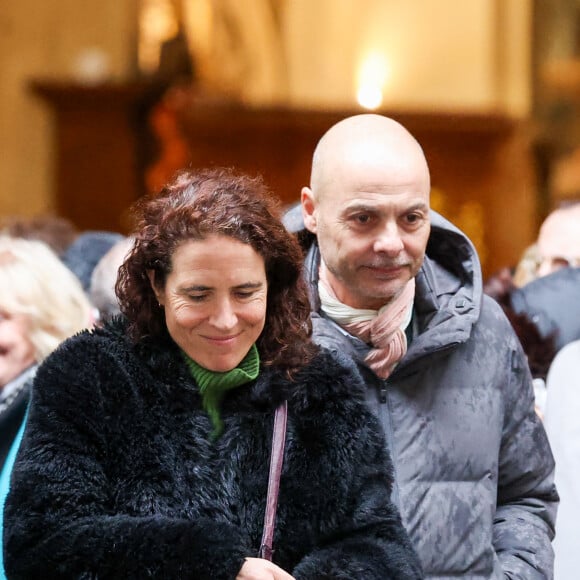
[202,333,240,346]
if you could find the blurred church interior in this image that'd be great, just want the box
[3,0,580,277]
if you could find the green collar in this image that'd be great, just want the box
[182,344,260,438]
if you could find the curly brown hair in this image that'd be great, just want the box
[117,168,317,372]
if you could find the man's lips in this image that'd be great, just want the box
[363,264,406,276]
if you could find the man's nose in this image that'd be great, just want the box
[373,224,404,255]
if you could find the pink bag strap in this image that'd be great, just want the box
[258,400,288,561]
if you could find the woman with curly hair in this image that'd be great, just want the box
[4,169,421,579]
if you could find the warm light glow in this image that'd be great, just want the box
[357,85,383,109]
[356,52,389,110]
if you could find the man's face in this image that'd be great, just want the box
[536,208,580,277]
[302,159,430,310]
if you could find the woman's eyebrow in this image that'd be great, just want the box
[179,281,264,293]
[179,284,211,293]
[234,281,264,289]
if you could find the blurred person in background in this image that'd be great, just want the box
[0,214,78,259]
[62,230,126,294]
[0,235,93,578]
[534,202,580,278]
[514,201,580,577]
[513,202,580,286]
[89,236,134,324]
[0,236,93,469]
[543,339,580,580]
[485,202,580,415]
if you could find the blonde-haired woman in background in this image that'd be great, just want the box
[0,235,93,579]
[0,236,93,385]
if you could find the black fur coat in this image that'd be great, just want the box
[4,319,422,579]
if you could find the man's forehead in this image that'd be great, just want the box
[315,190,429,217]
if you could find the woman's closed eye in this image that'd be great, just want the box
[235,290,256,299]
[187,293,209,303]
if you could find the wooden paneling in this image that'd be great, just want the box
[32,82,538,276]
[29,80,162,233]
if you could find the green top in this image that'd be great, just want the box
[182,344,260,439]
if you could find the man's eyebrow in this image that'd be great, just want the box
[343,201,429,213]
[404,202,430,213]
[342,202,380,214]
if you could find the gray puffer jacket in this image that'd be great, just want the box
[291,208,558,579]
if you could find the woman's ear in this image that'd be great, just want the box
[147,270,164,306]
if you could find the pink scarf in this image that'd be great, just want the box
[319,264,415,379]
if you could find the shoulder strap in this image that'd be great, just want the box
[258,400,288,561]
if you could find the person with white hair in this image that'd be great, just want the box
[0,235,93,578]
[0,236,94,467]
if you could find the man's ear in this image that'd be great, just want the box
[147,270,164,306]
[301,186,318,234]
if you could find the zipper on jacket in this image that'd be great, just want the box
[377,378,401,511]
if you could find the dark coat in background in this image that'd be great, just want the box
[3,319,422,579]
[285,206,558,579]
[510,266,580,352]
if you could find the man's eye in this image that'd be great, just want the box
[405,213,423,225]
[354,214,371,224]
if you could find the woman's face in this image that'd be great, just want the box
[151,235,268,372]
[0,311,36,388]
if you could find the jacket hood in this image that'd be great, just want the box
[411,211,482,363]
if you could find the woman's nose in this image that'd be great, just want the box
[208,300,237,329]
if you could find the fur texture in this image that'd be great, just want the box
[4,319,422,579]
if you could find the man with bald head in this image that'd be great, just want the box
[286,114,557,578]
[536,202,580,277]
